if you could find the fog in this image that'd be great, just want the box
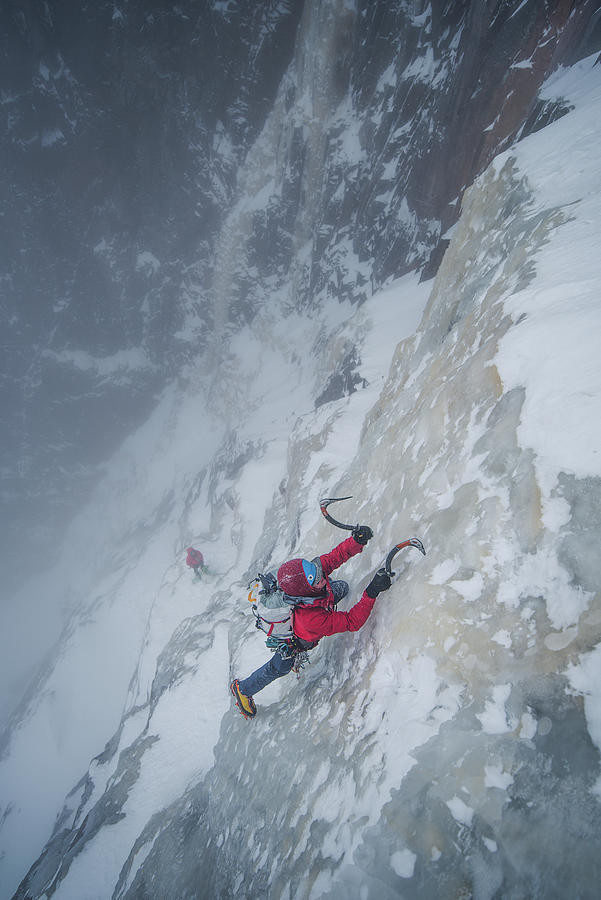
[0,0,303,603]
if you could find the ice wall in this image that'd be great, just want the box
[156,60,601,899]
[10,56,601,900]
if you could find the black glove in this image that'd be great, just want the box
[352,525,373,545]
[365,569,392,599]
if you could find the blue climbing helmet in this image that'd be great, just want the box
[301,557,323,587]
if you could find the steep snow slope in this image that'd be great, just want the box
[4,54,601,900]
[1,270,432,898]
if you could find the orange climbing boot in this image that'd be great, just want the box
[230,679,257,719]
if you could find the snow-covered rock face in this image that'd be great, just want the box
[1,0,594,590]
[2,3,601,899]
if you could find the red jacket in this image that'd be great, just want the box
[186,548,204,567]
[293,536,376,643]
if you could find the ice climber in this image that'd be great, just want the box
[186,546,205,577]
[230,526,391,718]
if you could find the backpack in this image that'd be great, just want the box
[247,572,323,653]
[247,572,295,647]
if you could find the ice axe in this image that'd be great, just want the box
[319,495,357,531]
[320,496,425,579]
[381,538,426,581]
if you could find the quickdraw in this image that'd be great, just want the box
[266,637,310,675]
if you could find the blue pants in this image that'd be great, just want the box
[238,651,295,696]
[238,580,349,697]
